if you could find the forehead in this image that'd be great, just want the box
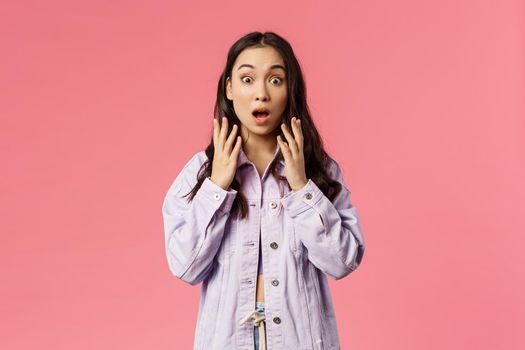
[233,46,285,71]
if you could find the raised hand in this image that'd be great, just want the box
[210,116,242,190]
[276,116,308,192]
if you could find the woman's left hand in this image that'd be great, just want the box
[277,116,308,192]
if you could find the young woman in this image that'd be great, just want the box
[162,31,366,350]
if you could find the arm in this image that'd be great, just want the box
[161,153,238,285]
[280,159,365,280]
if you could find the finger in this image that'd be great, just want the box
[231,135,242,159]
[213,117,219,150]
[219,117,228,150]
[290,117,303,150]
[280,122,298,157]
[224,124,238,154]
[277,135,292,161]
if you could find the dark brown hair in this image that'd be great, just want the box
[183,31,342,220]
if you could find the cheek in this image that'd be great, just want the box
[231,98,252,124]
[231,87,250,106]
[275,89,288,106]
[274,85,288,104]
[232,84,252,99]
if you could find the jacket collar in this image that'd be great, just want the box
[237,142,285,169]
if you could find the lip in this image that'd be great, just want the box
[252,106,270,114]
[252,112,271,125]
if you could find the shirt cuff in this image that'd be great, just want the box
[280,178,324,217]
[196,177,238,215]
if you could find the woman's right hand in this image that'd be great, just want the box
[210,116,242,190]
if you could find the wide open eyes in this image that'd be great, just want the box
[240,76,285,85]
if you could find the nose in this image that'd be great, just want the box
[255,81,269,101]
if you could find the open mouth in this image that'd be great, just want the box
[252,112,270,118]
[252,111,270,118]
[252,107,270,118]
[251,108,271,125]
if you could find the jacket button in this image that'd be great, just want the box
[269,201,277,209]
[273,316,281,324]
[271,279,279,286]
[304,192,312,200]
[213,193,221,200]
[270,242,278,249]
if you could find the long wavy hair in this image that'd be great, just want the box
[183,31,342,220]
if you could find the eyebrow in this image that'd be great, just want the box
[237,64,286,72]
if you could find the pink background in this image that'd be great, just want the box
[2,1,524,349]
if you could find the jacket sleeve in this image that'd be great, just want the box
[280,159,365,280]
[161,153,238,285]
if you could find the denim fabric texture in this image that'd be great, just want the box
[162,143,366,349]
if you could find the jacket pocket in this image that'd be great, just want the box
[286,218,304,256]
[289,221,298,252]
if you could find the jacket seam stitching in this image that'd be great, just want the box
[298,257,316,349]
[310,265,326,348]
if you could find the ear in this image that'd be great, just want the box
[226,77,232,101]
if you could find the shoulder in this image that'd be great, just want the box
[325,155,352,195]
[325,155,343,181]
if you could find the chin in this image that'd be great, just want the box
[246,125,279,136]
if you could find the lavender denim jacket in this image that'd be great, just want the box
[162,143,365,350]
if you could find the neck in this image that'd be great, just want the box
[241,127,279,159]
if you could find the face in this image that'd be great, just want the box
[226,46,288,140]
